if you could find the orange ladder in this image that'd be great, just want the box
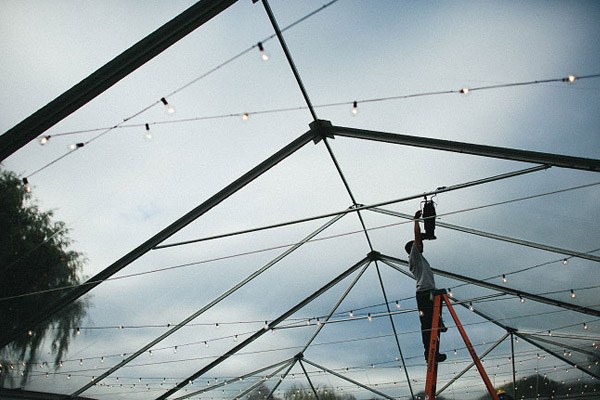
[424,290,499,400]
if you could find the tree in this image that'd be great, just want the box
[0,169,89,386]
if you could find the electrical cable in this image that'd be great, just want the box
[42,73,600,140]
[2,180,598,303]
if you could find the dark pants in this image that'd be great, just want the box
[416,290,443,357]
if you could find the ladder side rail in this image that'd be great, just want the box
[442,293,499,400]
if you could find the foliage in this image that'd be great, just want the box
[283,385,356,400]
[0,169,89,386]
[476,374,600,399]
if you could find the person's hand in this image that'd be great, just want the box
[414,210,422,220]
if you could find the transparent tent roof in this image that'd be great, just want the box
[1,1,599,399]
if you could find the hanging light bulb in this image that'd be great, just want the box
[316,318,322,326]
[367,313,372,321]
[161,97,175,114]
[234,335,238,342]
[204,341,209,347]
[459,87,470,94]
[257,42,269,61]
[80,359,83,366]
[38,135,51,145]
[448,288,454,298]
[22,178,31,193]
[395,301,401,309]
[69,142,85,151]
[469,302,474,311]
[173,346,178,354]
[519,295,525,303]
[349,310,354,318]
[76,327,81,335]
[351,101,358,116]
[215,323,219,329]
[502,274,508,283]
[583,323,589,330]
[563,75,577,83]
[571,289,576,298]
[242,112,250,121]
[264,321,269,330]
[144,123,152,140]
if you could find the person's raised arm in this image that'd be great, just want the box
[413,210,423,249]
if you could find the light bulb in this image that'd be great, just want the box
[349,310,353,317]
[563,75,577,83]
[584,323,588,330]
[469,302,474,311]
[258,42,269,61]
[242,112,249,121]
[459,87,470,94]
[204,341,208,347]
[316,318,322,326]
[519,296,525,303]
[234,335,238,342]
[22,178,31,193]
[215,323,219,329]
[161,97,175,114]
[39,135,51,145]
[174,346,178,353]
[502,274,508,283]
[351,101,358,116]
[76,327,81,335]
[69,142,84,151]
[571,289,576,298]
[367,313,372,321]
[144,123,152,140]
[264,321,269,330]
[448,288,454,298]
[563,258,568,265]
[395,301,401,309]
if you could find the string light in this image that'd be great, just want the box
[562,258,569,265]
[69,142,85,151]
[563,74,577,83]
[264,321,269,330]
[469,302,474,311]
[22,178,31,193]
[349,310,354,318]
[395,301,401,309]
[76,327,81,335]
[519,295,525,303]
[38,135,51,145]
[160,97,175,114]
[448,288,454,298]
[144,123,152,140]
[316,318,322,326]
[204,341,208,347]
[459,87,470,94]
[583,323,588,330]
[367,313,372,321]
[257,42,269,61]
[351,101,358,116]
[502,274,508,283]
[570,289,576,298]
[242,112,250,121]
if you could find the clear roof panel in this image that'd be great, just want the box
[1,1,599,399]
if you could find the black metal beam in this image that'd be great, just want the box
[155,255,372,400]
[379,253,600,317]
[328,124,600,172]
[0,130,314,350]
[0,0,238,161]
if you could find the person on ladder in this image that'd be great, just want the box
[405,209,447,363]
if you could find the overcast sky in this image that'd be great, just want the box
[1,1,600,399]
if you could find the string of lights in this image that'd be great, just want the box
[7,297,598,378]
[24,0,341,179]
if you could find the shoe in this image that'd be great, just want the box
[424,352,447,363]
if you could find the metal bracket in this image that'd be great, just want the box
[309,119,334,144]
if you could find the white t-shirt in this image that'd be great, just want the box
[409,243,436,292]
